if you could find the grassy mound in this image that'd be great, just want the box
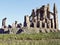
[0,32,60,40]
[0,32,60,45]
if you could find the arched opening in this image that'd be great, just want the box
[30,22,34,27]
[24,22,27,27]
[37,21,40,28]
[42,22,45,28]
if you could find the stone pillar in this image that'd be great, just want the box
[40,21,42,28]
[34,16,37,28]
[43,5,47,19]
[45,23,47,28]
[49,22,51,29]
[52,19,54,29]
[2,18,7,26]
[34,22,37,28]
[36,9,40,21]
[31,9,35,21]
[48,20,51,29]
[2,17,7,29]
[53,3,58,29]
[12,23,15,28]
[47,4,50,19]
[24,15,30,28]
[38,13,40,21]
[15,21,17,27]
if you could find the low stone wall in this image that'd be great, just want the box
[22,27,59,34]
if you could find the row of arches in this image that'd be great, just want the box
[30,21,45,28]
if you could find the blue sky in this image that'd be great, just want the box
[0,0,60,29]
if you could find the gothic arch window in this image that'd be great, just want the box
[37,21,40,28]
[42,22,45,28]
[24,22,27,27]
[30,22,34,27]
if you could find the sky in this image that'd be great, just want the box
[0,0,60,29]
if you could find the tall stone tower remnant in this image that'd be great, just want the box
[2,17,7,28]
[53,3,58,29]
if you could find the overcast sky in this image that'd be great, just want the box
[0,0,60,29]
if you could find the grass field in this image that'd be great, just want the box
[0,32,60,45]
[0,39,60,45]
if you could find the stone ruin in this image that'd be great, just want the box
[0,3,59,34]
[23,3,59,33]
[2,17,7,28]
[1,18,23,34]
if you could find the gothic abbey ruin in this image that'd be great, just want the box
[23,3,59,33]
[0,3,59,34]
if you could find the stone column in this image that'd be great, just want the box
[48,20,51,29]
[24,15,30,28]
[53,3,58,29]
[52,19,54,29]
[2,17,7,29]
[38,13,40,21]
[27,16,30,28]
[34,16,37,28]
[49,22,51,29]
[43,5,47,19]
[45,23,47,28]
[40,21,42,28]
[2,18,7,26]
[47,4,50,19]
[31,9,35,21]
[34,22,37,28]
[15,21,17,27]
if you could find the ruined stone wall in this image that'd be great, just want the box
[24,3,59,33]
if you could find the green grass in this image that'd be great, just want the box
[0,32,60,40]
[0,39,60,45]
[0,32,60,45]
